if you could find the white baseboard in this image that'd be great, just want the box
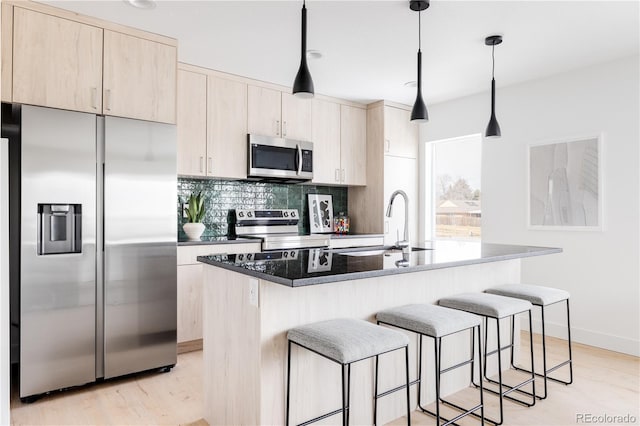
[527,318,639,357]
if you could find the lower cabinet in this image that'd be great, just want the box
[176,242,260,353]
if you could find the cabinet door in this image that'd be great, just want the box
[383,156,418,246]
[311,99,341,185]
[281,92,312,141]
[208,76,248,179]
[177,264,203,343]
[177,69,207,176]
[12,7,103,113]
[103,30,177,124]
[247,85,281,137]
[340,105,367,185]
[384,106,418,159]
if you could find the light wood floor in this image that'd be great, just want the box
[10,334,640,425]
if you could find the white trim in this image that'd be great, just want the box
[526,133,605,231]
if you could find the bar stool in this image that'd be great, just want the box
[377,304,484,426]
[286,318,411,426]
[485,284,573,399]
[438,293,536,426]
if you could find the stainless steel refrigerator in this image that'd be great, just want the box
[4,104,177,400]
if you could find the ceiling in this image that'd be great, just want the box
[46,1,639,106]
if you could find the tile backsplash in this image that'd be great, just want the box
[177,178,348,238]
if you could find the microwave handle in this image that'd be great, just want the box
[296,144,303,175]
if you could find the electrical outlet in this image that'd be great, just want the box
[248,279,259,307]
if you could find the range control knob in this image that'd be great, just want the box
[290,251,296,257]
[237,254,244,261]
[247,211,253,217]
[283,251,288,258]
[238,211,244,218]
[290,211,296,217]
[283,211,289,217]
[247,254,253,260]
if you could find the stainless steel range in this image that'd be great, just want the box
[235,209,330,250]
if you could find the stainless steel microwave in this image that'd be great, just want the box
[247,134,313,182]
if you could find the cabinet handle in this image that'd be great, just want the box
[341,169,346,183]
[208,157,213,173]
[385,139,390,152]
[105,89,112,111]
[282,121,287,137]
[335,169,340,182]
[199,157,204,173]
[275,120,280,137]
[91,87,98,110]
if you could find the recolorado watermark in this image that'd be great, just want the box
[576,413,637,424]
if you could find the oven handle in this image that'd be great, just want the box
[296,144,303,175]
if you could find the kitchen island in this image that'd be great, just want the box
[198,241,561,425]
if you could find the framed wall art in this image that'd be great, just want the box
[308,194,333,233]
[528,134,603,230]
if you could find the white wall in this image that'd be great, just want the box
[421,56,640,356]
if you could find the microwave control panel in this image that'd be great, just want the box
[302,150,313,172]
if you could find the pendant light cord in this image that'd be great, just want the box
[418,9,422,51]
[491,44,495,79]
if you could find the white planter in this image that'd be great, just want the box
[183,222,205,241]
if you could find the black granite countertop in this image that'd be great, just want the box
[197,241,562,287]
[178,236,259,246]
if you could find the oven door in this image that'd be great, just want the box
[248,134,313,181]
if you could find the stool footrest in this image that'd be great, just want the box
[375,378,419,399]
[441,357,474,375]
[485,343,514,357]
[420,401,484,426]
[481,376,536,407]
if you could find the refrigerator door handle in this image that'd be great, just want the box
[96,116,105,379]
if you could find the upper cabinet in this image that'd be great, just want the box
[207,75,248,179]
[103,30,177,124]
[177,69,207,177]
[340,105,367,186]
[2,2,178,124]
[384,106,418,158]
[247,85,312,141]
[12,8,103,114]
[311,99,341,184]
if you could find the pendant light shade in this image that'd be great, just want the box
[485,35,503,138]
[410,0,429,123]
[292,0,314,98]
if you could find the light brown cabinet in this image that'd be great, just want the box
[384,106,419,158]
[208,76,248,179]
[12,7,103,113]
[311,99,341,184]
[248,85,311,141]
[348,102,418,242]
[340,105,367,185]
[3,3,177,124]
[103,30,177,124]
[177,69,207,176]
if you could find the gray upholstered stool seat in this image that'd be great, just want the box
[377,304,480,337]
[485,284,574,400]
[438,292,536,425]
[438,292,532,318]
[287,318,409,364]
[376,304,485,425]
[286,318,411,426]
[485,284,569,306]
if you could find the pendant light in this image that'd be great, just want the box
[485,35,503,138]
[410,0,429,123]
[292,0,314,98]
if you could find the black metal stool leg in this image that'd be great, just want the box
[435,337,441,424]
[477,325,485,425]
[539,306,548,399]
[405,346,411,426]
[286,340,292,426]
[496,318,504,425]
[342,364,347,426]
[373,355,379,426]
[346,363,351,425]
[566,299,574,384]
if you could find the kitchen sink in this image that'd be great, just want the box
[334,246,431,257]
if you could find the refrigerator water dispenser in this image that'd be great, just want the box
[37,204,82,255]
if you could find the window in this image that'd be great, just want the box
[425,134,482,241]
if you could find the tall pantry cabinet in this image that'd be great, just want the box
[348,101,419,246]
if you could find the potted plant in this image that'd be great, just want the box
[183,192,206,241]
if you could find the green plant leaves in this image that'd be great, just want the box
[185,192,205,223]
